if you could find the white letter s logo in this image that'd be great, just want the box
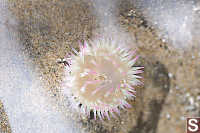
[188,119,199,132]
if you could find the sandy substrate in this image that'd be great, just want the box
[1,0,200,133]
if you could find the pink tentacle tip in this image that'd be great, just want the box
[133,70,143,75]
[83,41,87,48]
[131,50,136,55]
[125,103,132,108]
[137,81,144,86]
[137,66,144,69]
[122,72,127,76]
[104,111,110,120]
[95,106,100,110]
[116,47,121,51]
[127,91,136,97]
[133,56,139,62]
[113,108,120,116]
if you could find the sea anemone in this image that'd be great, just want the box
[63,38,143,120]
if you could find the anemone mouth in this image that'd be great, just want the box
[64,39,143,120]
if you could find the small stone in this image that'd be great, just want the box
[185,93,190,97]
[196,96,200,101]
[166,113,171,120]
[175,86,180,90]
[180,116,185,120]
[192,55,195,59]
[162,38,166,42]
[168,73,173,78]
[164,84,168,89]
[189,97,194,105]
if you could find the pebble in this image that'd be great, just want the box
[162,38,166,42]
[180,116,185,121]
[188,97,194,105]
[196,96,200,101]
[168,73,173,78]
[166,113,171,120]
[185,93,190,97]
[175,86,180,90]
[192,55,195,59]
